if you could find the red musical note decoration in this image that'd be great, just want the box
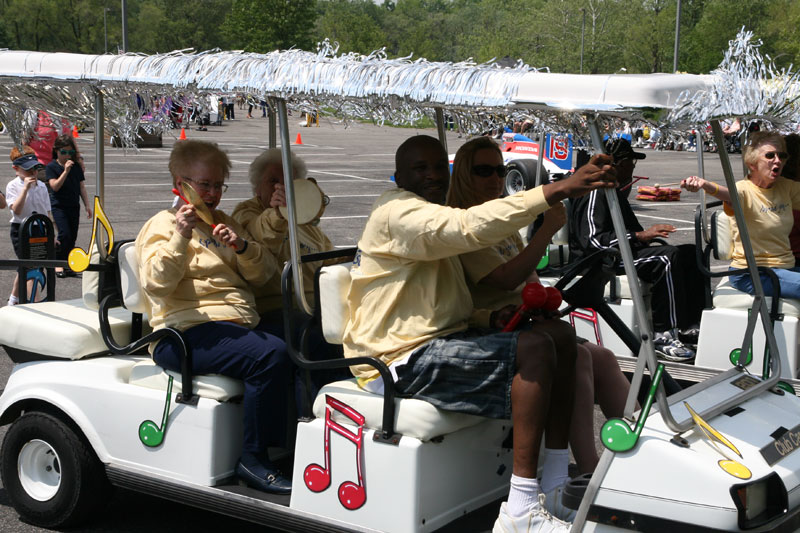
[304,395,367,510]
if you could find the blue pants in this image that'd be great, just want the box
[52,205,80,261]
[729,266,800,299]
[154,320,290,454]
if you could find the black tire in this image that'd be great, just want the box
[504,159,545,196]
[1,412,110,528]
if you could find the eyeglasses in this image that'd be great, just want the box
[183,177,228,193]
[472,164,507,178]
[59,149,76,155]
[764,151,789,161]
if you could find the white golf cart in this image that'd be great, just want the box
[0,40,798,533]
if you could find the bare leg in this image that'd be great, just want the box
[10,273,19,299]
[584,343,632,418]
[510,317,578,480]
[511,330,556,478]
[569,343,599,474]
[539,319,577,450]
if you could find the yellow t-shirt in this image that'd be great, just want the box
[232,196,335,313]
[343,186,549,381]
[729,177,800,269]
[136,208,276,334]
[460,233,526,310]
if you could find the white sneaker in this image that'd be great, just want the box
[493,496,571,533]
[544,484,577,522]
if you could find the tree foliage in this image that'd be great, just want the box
[0,0,798,75]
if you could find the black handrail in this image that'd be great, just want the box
[280,250,402,445]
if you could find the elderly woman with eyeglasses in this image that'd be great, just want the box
[136,140,293,495]
[682,130,800,298]
[45,135,92,277]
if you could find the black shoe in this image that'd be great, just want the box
[56,270,67,278]
[236,457,292,495]
[678,326,700,346]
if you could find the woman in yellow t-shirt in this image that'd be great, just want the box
[682,131,800,298]
[447,137,631,474]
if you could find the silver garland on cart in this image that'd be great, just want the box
[668,27,800,129]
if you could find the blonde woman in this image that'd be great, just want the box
[447,137,631,477]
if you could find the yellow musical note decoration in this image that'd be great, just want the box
[68,196,115,273]
[684,402,751,480]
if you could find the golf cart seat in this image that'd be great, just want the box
[0,263,143,363]
[114,241,244,401]
[310,262,489,441]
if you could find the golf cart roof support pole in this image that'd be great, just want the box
[535,128,546,187]
[268,98,277,149]
[95,87,104,203]
[697,126,709,244]
[276,98,312,315]
[587,117,682,431]
[710,119,781,381]
[434,107,448,154]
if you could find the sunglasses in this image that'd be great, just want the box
[59,149,76,155]
[472,164,507,178]
[764,151,789,161]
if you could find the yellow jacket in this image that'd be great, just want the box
[232,196,334,313]
[136,208,277,333]
[343,186,549,380]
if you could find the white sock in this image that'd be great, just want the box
[7,295,18,306]
[507,474,540,517]
[540,447,569,493]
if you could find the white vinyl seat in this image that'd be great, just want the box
[0,298,141,360]
[129,359,244,402]
[117,242,244,401]
[314,263,492,441]
[0,251,143,360]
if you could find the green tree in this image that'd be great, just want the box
[682,0,772,73]
[315,0,387,55]
[224,0,317,52]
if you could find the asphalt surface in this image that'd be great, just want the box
[0,116,742,532]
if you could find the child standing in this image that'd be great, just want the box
[6,147,54,305]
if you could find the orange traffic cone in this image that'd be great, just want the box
[179,127,187,140]
[72,125,80,138]
[295,133,303,145]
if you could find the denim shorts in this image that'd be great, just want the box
[393,329,518,420]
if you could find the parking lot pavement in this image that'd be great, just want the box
[0,117,742,531]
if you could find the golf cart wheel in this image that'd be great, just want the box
[504,159,539,196]
[1,411,109,528]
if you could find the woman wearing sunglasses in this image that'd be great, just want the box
[682,130,800,298]
[45,135,92,277]
[446,137,632,500]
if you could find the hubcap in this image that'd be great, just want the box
[505,168,525,195]
[18,439,61,501]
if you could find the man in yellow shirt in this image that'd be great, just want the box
[343,135,616,532]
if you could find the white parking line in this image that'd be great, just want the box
[311,170,384,181]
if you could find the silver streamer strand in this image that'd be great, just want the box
[0,39,539,147]
[668,27,800,130]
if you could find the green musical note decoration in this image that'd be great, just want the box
[729,348,753,367]
[601,363,664,453]
[139,375,173,447]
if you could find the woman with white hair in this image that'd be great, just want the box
[682,130,800,297]
[232,148,334,318]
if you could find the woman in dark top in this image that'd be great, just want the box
[45,135,92,277]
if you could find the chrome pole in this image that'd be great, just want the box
[276,99,312,315]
